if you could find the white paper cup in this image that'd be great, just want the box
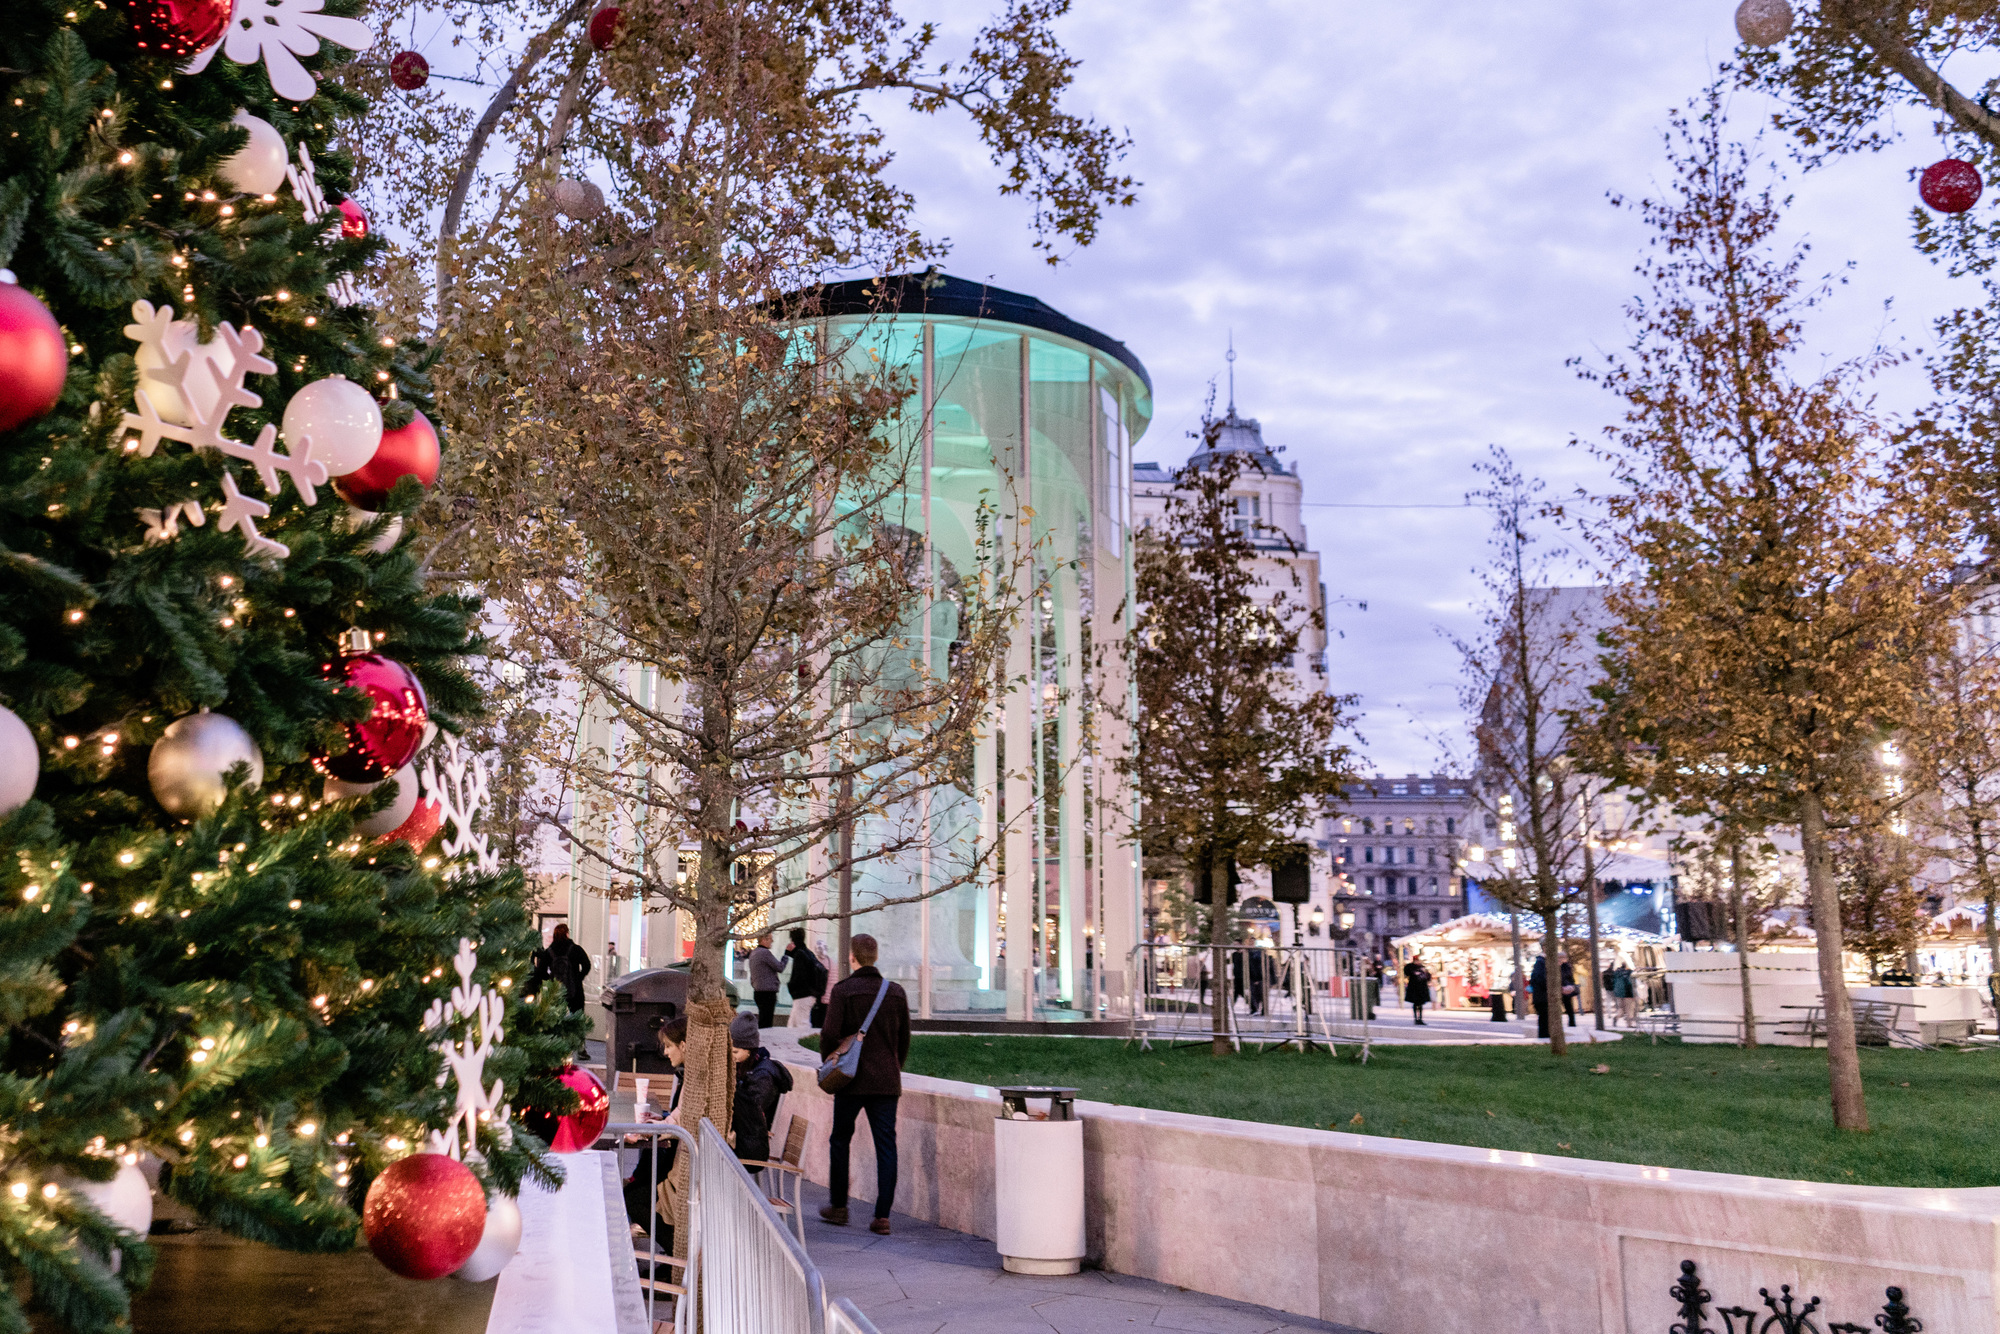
[633,1077,651,1108]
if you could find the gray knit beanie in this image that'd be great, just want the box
[729,1011,761,1051]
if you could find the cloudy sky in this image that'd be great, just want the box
[868,0,1980,774]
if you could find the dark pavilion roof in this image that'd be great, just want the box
[800,271,1152,395]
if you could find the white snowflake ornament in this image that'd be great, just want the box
[120,300,330,559]
[423,938,511,1161]
[138,499,206,543]
[186,0,375,103]
[420,733,499,874]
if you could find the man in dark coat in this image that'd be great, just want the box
[1403,951,1434,1026]
[529,923,592,1014]
[817,933,909,1235]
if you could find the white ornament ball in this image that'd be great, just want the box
[354,764,418,837]
[550,178,605,220]
[148,712,264,818]
[282,377,383,478]
[134,316,227,427]
[342,504,403,554]
[452,1191,522,1282]
[218,111,289,196]
[1735,0,1793,47]
[63,1162,153,1236]
[0,704,37,818]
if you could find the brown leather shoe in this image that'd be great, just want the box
[818,1205,849,1226]
[869,1217,891,1235]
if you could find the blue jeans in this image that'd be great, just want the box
[828,1093,899,1220]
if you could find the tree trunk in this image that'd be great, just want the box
[1976,829,1999,1011]
[1210,860,1231,1057]
[1509,912,1527,1025]
[837,772,855,983]
[1584,841,1604,1032]
[1540,906,1568,1056]
[1799,788,1868,1131]
[1730,840,1758,1050]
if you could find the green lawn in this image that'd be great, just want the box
[896,1035,2000,1189]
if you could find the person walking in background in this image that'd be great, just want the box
[1403,951,1433,1026]
[1560,957,1579,1028]
[1609,961,1638,1026]
[529,922,592,1018]
[818,933,909,1236]
[784,928,825,1029]
[747,933,783,1028]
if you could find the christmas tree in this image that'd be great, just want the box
[0,2,585,1329]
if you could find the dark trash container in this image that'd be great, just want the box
[600,968,691,1077]
[1490,992,1507,1022]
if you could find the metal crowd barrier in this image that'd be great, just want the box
[1126,943,1374,1059]
[606,1120,697,1332]
[608,1115,889,1334]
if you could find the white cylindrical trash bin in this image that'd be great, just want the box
[993,1086,1084,1275]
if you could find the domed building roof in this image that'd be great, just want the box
[1187,406,1290,476]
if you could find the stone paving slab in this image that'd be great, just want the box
[800,1179,1372,1334]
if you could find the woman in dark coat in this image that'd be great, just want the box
[1403,952,1434,1026]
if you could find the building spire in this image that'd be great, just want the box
[1226,330,1236,416]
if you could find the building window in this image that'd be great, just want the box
[1430,909,1441,924]
[1419,783,1435,795]
[1404,818,1415,835]
[1404,847,1416,865]
[1426,847,1437,867]
[1446,817,1456,835]
[1229,494,1261,534]
[1391,783,1407,795]
[1485,814,1497,830]
[1362,817,1374,835]
[1339,846,1352,865]
[1427,877,1438,893]
[1365,876,1376,894]
[1342,818,1352,834]
[1366,909,1377,929]
[1364,847,1375,864]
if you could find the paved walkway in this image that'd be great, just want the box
[800,1178,1370,1334]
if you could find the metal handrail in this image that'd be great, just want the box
[696,1116,826,1334]
[827,1296,885,1334]
[606,1120,698,1332]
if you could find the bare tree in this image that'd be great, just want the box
[1919,595,2000,1000]
[1452,450,1598,1057]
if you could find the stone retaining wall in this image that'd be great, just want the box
[774,1057,2000,1334]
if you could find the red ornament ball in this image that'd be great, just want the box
[316,654,430,783]
[362,1153,486,1281]
[389,50,430,91]
[1920,159,1983,214]
[335,409,440,510]
[0,283,67,433]
[124,0,230,57]
[550,1064,610,1152]
[336,198,369,240]
[385,796,442,850]
[587,5,625,50]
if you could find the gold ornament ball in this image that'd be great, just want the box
[148,712,264,818]
[1735,0,1793,47]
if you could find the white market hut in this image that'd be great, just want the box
[1394,912,1671,1011]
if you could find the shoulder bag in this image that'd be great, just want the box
[817,978,891,1093]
